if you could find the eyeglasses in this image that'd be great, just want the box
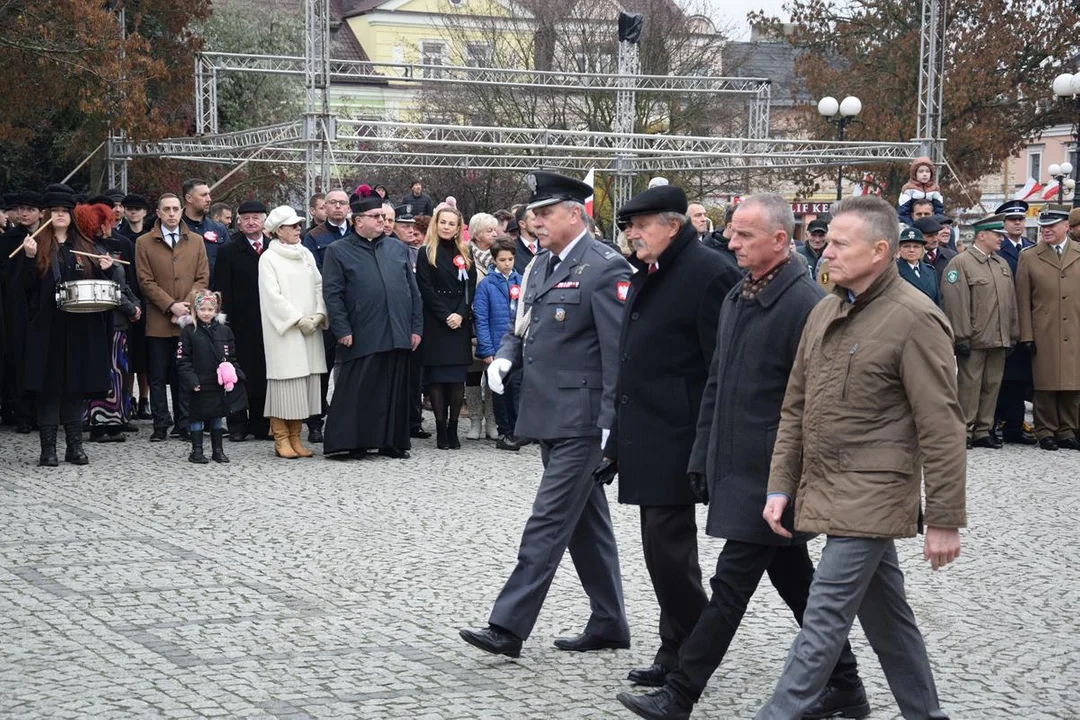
[326,199,349,206]
[362,213,386,220]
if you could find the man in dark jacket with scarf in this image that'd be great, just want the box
[595,185,738,689]
[616,194,866,720]
[213,199,271,442]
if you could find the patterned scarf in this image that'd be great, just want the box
[741,254,791,300]
[471,245,493,273]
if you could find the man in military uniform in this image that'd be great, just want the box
[460,171,631,658]
[896,226,939,305]
[1016,204,1080,451]
[940,214,1019,449]
[993,200,1037,444]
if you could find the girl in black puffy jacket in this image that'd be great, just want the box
[176,290,247,464]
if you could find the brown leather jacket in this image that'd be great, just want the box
[135,221,210,338]
[768,263,967,538]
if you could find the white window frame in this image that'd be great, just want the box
[1028,146,1043,182]
[420,40,447,78]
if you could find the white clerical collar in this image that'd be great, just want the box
[556,228,590,262]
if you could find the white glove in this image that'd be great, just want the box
[601,428,610,452]
[297,316,317,336]
[487,358,513,395]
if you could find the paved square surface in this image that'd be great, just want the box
[1,417,1078,719]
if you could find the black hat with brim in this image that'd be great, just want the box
[42,183,76,210]
[807,219,829,234]
[86,194,116,207]
[616,185,688,228]
[524,171,592,211]
[16,192,44,209]
[237,199,268,215]
[913,217,943,236]
[350,196,384,214]
[121,193,150,210]
[393,205,415,223]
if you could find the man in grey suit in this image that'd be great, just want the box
[459,171,632,658]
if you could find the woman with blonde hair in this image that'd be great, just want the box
[259,206,328,459]
[415,206,476,448]
[465,212,499,441]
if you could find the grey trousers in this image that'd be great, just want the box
[756,537,943,720]
[488,435,630,643]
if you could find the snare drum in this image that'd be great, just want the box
[55,280,121,313]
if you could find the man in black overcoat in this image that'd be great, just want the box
[616,194,866,720]
[213,199,271,441]
[595,185,740,688]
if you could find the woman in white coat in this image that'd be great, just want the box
[259,206,328,459]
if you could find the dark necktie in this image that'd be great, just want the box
[547,254,561,279]
[926,250,935,265]
[648,263,658,274]
[912,265,920,278]
[1056,245,1063,257]
[253,240,262,255]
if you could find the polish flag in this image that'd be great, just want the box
[1015,177,1043,200]
[584,169,595,217]
[1041,180,1061,201]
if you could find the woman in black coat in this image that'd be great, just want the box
[11,187,114,466]
[414,207,476,448]
[176,290,247,464]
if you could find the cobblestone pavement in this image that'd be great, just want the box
[2,416,1078,719]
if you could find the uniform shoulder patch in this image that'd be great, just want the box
[946,269,959,284]
[616,281,630,302]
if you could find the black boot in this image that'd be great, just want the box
[189,430,209,464]
[435,421,449,450]
[136,398,152,420]
[210,429,229,463]
[447,419,461,449]
[63,423,89,465]
[38,426,59,467]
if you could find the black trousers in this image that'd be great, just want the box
[306,332,335,432]
[995,379,1030,434]
[666,539,862,706]
[229,378,268,438]
[36,391,84,427]
[640,505,708,668]
[147,336,187,430]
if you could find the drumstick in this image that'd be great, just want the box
[7,217,55,259]
[70,250,131,266]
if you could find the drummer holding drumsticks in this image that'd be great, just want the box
[10,183,116,467]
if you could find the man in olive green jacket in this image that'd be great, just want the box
[941,214,1019,449]
[756,196,965,720]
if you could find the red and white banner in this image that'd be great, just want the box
[1041,180,1061,201]
[584,169,595,217]
[1015,177,1043,200]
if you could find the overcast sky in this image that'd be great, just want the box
[707,0,790,39]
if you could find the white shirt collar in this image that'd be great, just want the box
[556,228,590,262]
[1053,238,1069,254]
[161,226,180,246]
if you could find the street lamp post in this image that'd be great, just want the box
[818,95,863,201]
[1048,162,1075,204]
[1052,72,1080,207]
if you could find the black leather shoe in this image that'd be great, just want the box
[229,430,247,442]
[496,435,521,451]
[802,683,871,719]
[459,626,522,658]
[410,427,432,439]
[121,422,139,433]
[16,419,32,434]
[616,688,690,720]
[1039,437,1059,451]
[1057,436,1080,450]
[378,446,410,459]
[553,632,629,652]
[150,428,168,442]
[965,437,973,449]
[971,436,1002,449]
[176,428,191,442]
[308,427,324,443]
[1002,430,1037,445]
[627,663,671,687]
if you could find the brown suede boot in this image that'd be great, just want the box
[288,420,314,458]
[271,417,299,459]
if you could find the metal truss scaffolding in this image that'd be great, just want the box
[916,0,947,163]
[108,0,934,203]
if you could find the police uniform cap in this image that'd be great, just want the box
[807,218,829,234]
[524,171,592,211]
[1037,203,1071,227]
[913,216,943,236]
[393,205,415,223]
[970,213,1007,234]
[237,199,268,215]
[121,193,150,210]
[994,199,1028,218]
[898,226,926,244]
[616,185,688,229]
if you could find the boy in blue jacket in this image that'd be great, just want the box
[474,237,524,450]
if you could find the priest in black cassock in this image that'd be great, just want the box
[321,188,423,459]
